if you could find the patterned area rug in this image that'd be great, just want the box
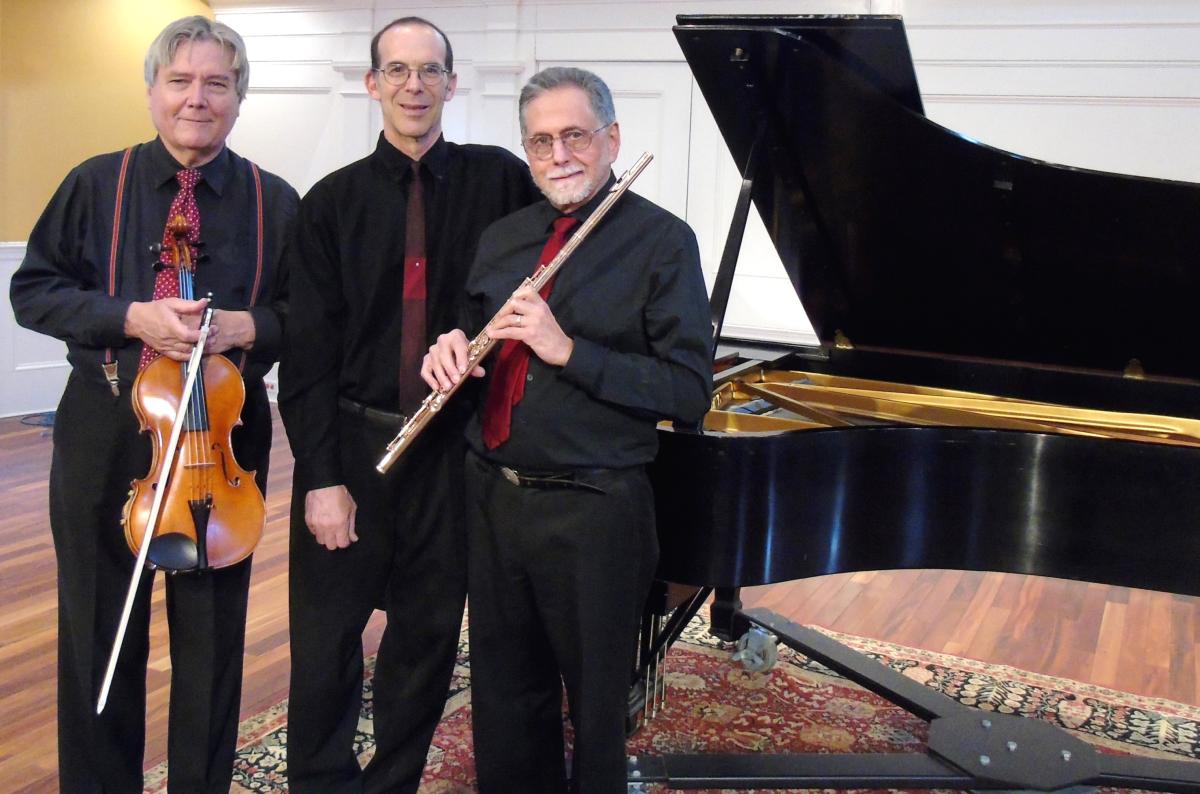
[145,610,1200,792]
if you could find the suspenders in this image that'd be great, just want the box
[102,147,135,395]
[241,161,264,373]
[104,148,265,392]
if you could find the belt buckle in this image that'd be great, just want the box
[499,466,522,487]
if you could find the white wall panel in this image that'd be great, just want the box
[218,7,376,192]
[924,99,1200,184]
[233,91,350,195]
[903,1,1200,185]
[2,244,70,417]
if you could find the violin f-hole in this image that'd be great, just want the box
[210,443,242,487]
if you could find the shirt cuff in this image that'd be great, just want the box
[559,335,606,393]
[294,458,342,495]
[247,305,280,358]
[103,297,135,346]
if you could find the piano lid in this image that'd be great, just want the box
[674,14,1200,384]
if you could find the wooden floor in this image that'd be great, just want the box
[1,408,1197,791]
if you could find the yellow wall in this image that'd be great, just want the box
[1,0,213,240]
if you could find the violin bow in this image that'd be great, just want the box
[96,307,214,714]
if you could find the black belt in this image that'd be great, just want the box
[477,455,608,495]
[338,397,407,427]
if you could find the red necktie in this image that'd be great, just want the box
[398,161,427,412]
[481,216,579,449]
[139,168,201,371]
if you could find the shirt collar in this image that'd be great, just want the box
[148,137,231,196]
[373,132,449,183]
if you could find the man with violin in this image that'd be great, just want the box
[278,16,538,793]
[9,16,297,792]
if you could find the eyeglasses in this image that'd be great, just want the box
[374,62,450,87]
[523,124,612,160]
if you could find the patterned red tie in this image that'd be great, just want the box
[139,168,201,371]
[398,161,427,413]
[481,215,579,449]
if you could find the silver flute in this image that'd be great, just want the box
[376,151,654,474]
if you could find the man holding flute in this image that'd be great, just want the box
[423,66,712,793]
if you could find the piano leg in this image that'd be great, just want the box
[629,606,1200,791]
[709,586,744,642]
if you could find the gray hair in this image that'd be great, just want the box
[519,67,616,136]
[144,16,250,101]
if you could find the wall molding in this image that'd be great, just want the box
[925,94,1200,107]
[332,60,369,75]
[909,21,1200,30]
[14,359,69,373]
[918,59,1200,69]
[248,85,333,94]
[475,61,525,75]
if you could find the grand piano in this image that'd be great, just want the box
[629,14,1200,791]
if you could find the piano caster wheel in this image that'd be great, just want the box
[731,625,778,672]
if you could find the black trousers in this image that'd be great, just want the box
[466,451,658,794]
[50,371,269,793]
[287,411,467,793]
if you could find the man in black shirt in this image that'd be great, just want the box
[9,16,298,792]
[424,67,712,793]
[278,16,537,792]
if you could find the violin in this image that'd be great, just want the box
[98,216,263,712]
[121,215,264,571]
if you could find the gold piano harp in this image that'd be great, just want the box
[701,367,1200,448]
[376,151,654,474]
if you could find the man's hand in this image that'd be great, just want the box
[488,285,573,367]
[124,297,207,361]
[206,309,256,355]
[304,485,359,550]
[422,328,486,392]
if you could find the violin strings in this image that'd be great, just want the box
[179,263,209,505]
[193,254,212,505]
[179,265,196,505]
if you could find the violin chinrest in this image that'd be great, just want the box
[148,532,199,572]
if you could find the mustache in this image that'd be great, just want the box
[545,165,584,179]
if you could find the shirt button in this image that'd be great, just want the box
[526,374,533,382]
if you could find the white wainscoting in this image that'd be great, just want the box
[2,242,70,418]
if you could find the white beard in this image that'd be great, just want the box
[536,165,598,210]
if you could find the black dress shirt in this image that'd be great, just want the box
[465,176,713,470]
[10,137,298,388]
[279,134,539,492]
